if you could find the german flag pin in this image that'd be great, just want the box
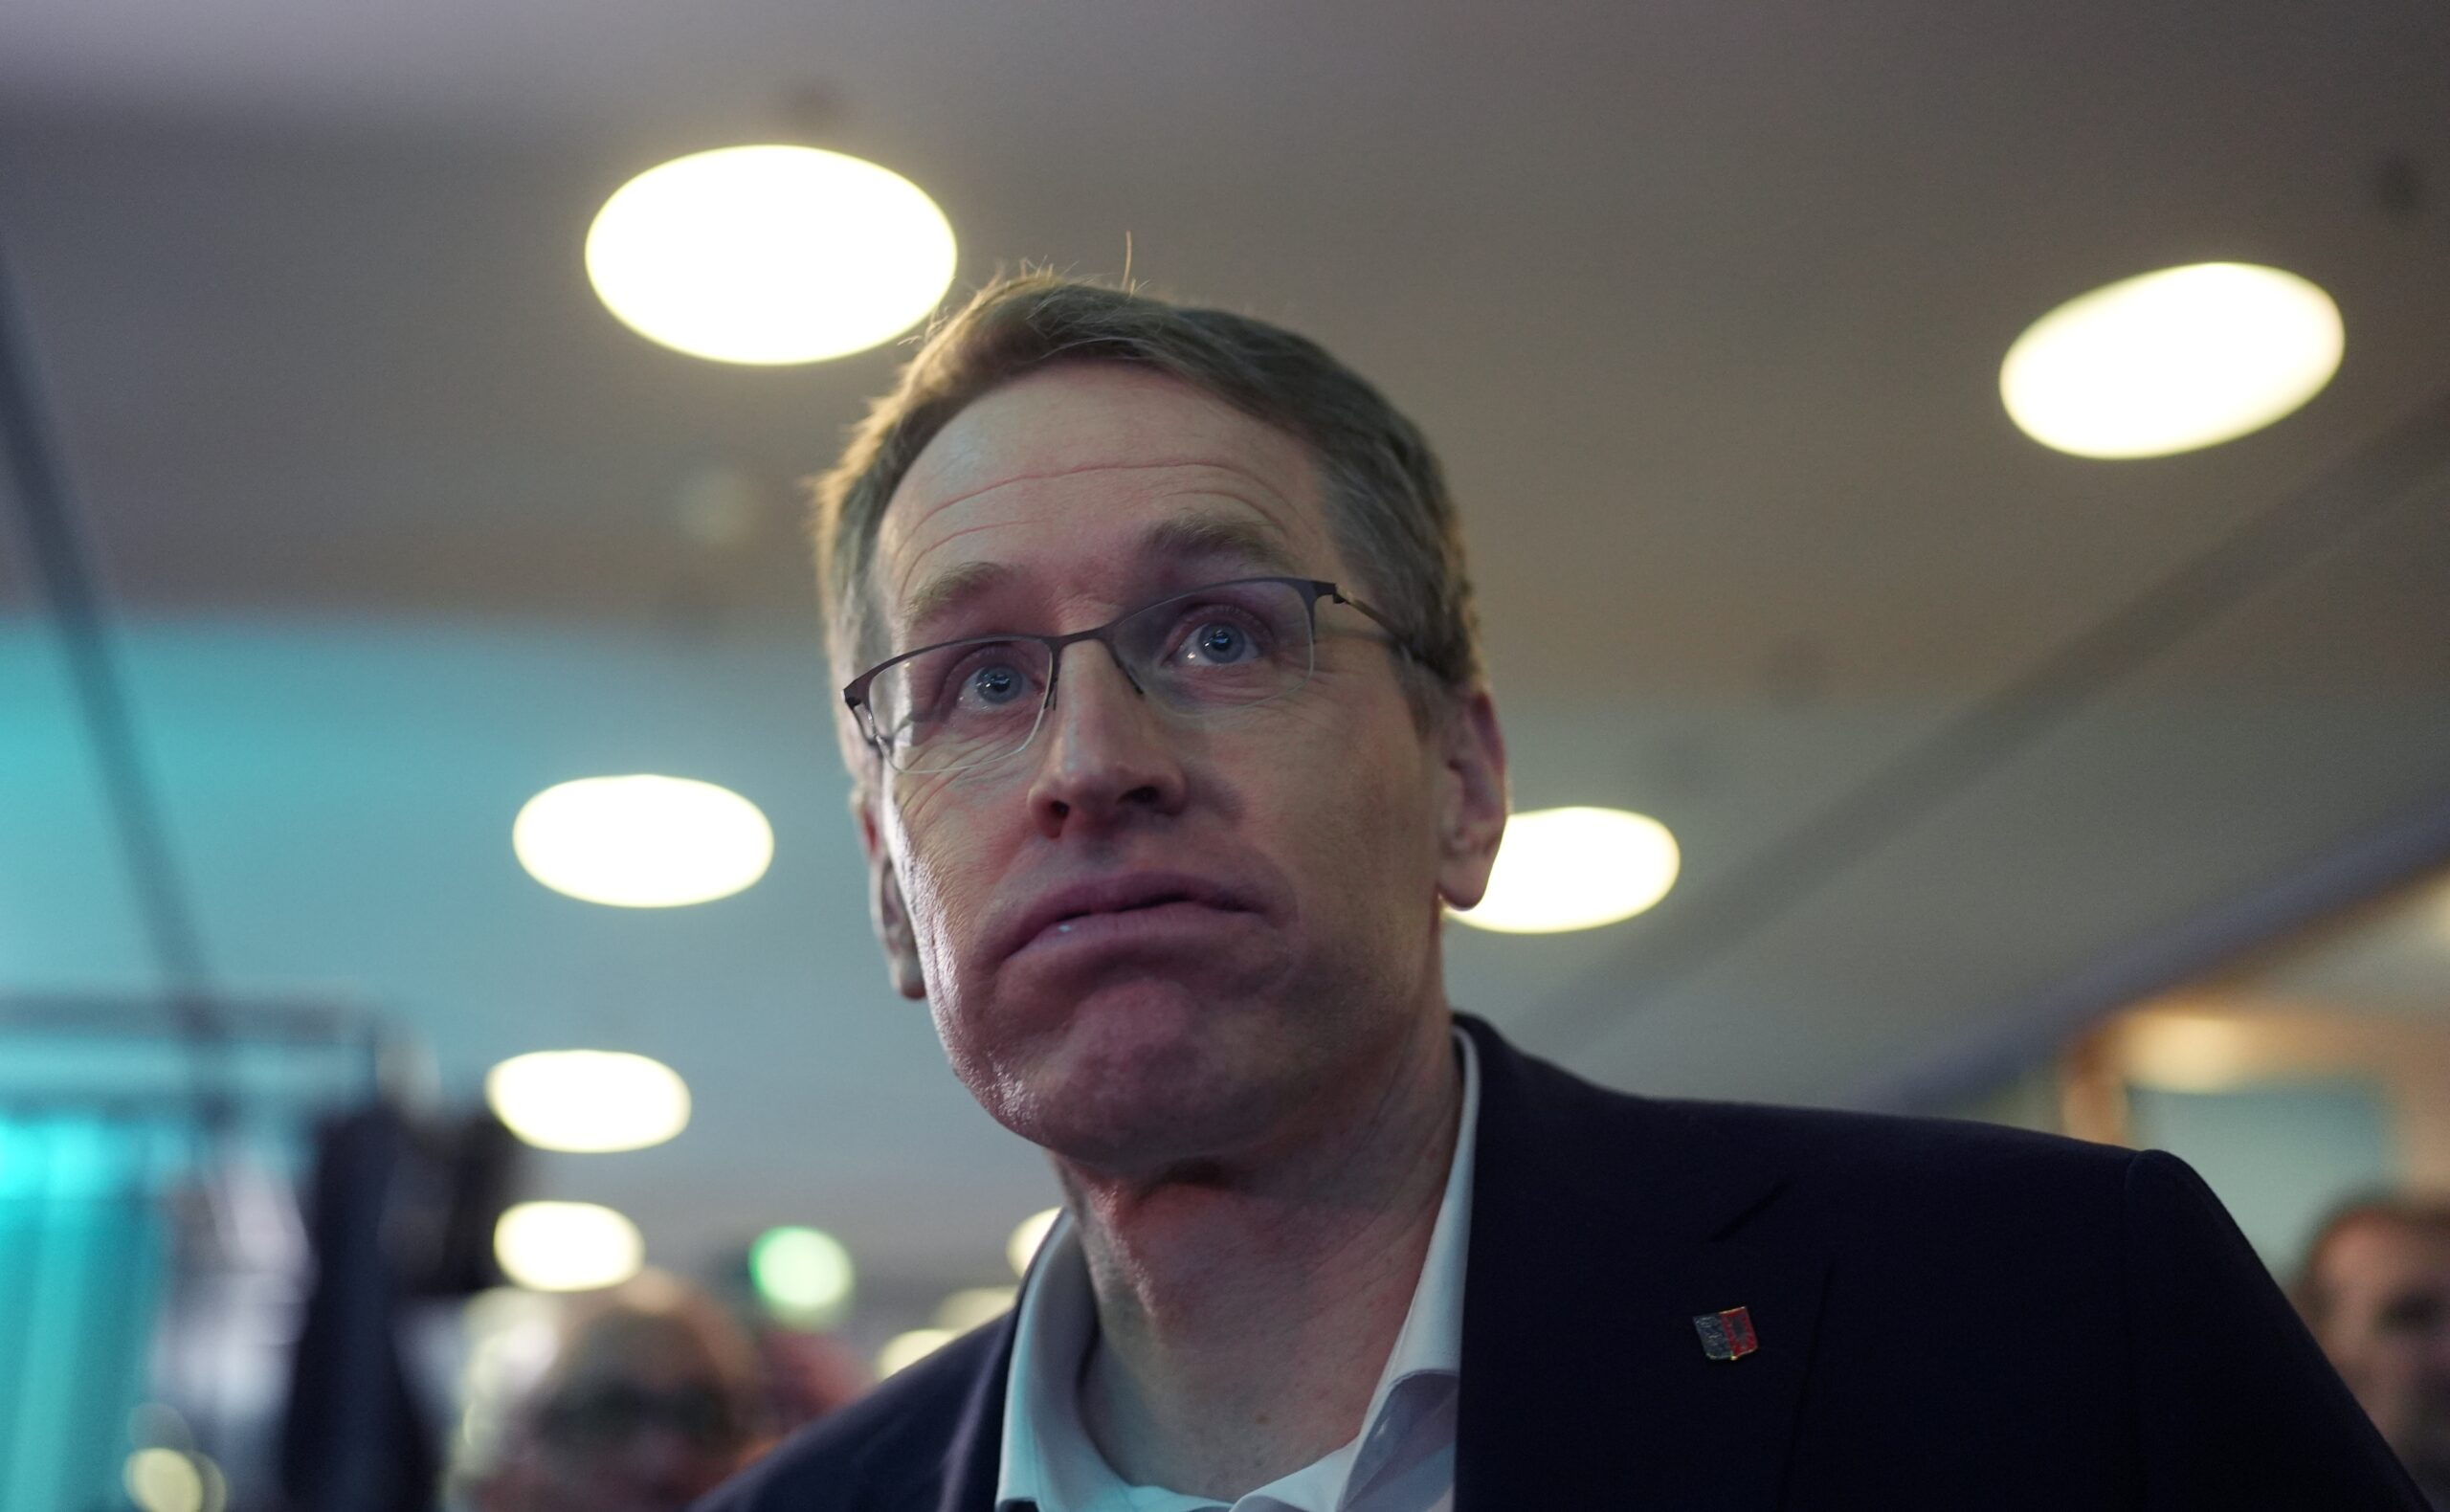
[1693,1306,1759,1362]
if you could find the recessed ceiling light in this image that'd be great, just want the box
[485,1050,691,1152]
[122,1450,209,1512]
[750,1226,856,1324]
[934,1286,1018,1332]
[494,1201,644,1292]
[586,144,957,365]
[512,774,773,908]
[1007,1208,1060,1278]
[878,1327,957,1377]
[2000,262,2343,458]
[2119,1013,2257,1093]
[1452,806,1681,934]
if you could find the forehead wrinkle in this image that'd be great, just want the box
[883,447,1323,635]
[891,503,1309,649]
[887,513,1052,620]
[896,454,1278,523]
[884,457,1281,594]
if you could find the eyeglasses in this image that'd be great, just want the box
[843,575,1419,776]
[536,1382,746,1450]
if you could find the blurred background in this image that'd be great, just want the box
[3,1,2448,1507]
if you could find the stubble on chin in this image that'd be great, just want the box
[941,985,1303,1174]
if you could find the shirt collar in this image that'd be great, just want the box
[995,1027,1481,1512]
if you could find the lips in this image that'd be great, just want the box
[995,870,1258,962]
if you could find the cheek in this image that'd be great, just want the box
[886,779,1005,986]
[1267,702,1441,909]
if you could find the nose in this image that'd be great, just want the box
[1026,639,1187,836]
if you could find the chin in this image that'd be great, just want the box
[952,980,1293,1171]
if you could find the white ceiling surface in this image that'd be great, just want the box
[4,3,2450,1296]
[2219,870,2450,1019]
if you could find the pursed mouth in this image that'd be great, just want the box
[1037,895,1244,942]
[1053,891,1210,924]
[1002,876,1258,962]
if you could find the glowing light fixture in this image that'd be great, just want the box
[750,1226,856,1323]
[486,1050,690,1153]
[879,1327,957,1377]
[1454,806,1681,934]
[123,1450,205,1512]
[586,144,957,366]
[494,1201,644,1292]
[513,775,772,908]
[2120,1013,2258,1093]
[934,1285,1017,1332]
[2000,262,2342,458]
[1007,1208,1060,1278]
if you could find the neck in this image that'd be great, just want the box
[1057,1006,1462,1500]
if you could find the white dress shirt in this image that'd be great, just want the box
[994,1029,1481,1512]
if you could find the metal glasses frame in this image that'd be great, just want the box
[840,575,1422,772]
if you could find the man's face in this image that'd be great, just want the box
[2312,1218,2450,1478]
[525,1322,750,1512]
[851,365,1503,1176]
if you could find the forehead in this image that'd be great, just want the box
[2328,1221,2450,1289]
[874,365,1336,629]
[561,1316,722,1389]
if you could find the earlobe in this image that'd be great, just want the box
[872,861,929,1000]
[856,789,928,1001]
[1434,689,1510,911]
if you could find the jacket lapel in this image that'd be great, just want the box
[931,1328,1011,1512]
[1454,1016,1825,1509]
[843,1314,1013,1512]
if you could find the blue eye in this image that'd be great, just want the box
[968,662,1027,704]
[1188,621,1255,664]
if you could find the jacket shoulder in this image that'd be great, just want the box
[1474,1022,2141,1255]
[1490,1022,2131,1190]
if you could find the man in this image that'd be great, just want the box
[469,1275,767,1512]
[2299,1198,2450,1503]
[702,275,2420,1508]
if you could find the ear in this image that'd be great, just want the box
[1432,687,1509,911]
[854,788,928,1000]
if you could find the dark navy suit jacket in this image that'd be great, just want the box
[701,1014,2423,1509]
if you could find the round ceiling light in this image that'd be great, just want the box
[586,144,957,365]
[750,1226,856,1324]
[879,1327,956,1377]
[934,1286,1017,1332]
[1453,806,1681,934]
[2000,262,2343,458]
[485,1050,691,1152]
[1007,1208,1060,1278]
[122,1450,209,1512]
[494,1201,644,1292]
[2118,1013,2258,1093]
[513,775,773,908]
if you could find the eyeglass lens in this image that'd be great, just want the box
[866,579,1320,774]
[539,1382,741,1448]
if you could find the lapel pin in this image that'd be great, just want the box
[1693,1305,1759,1362]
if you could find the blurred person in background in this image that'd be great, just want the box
[2300,1197,2450,1504]
[700,275,2420,1509]
[465,1274,766,1512]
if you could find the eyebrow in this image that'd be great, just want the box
[894,511,1306,644]
[897,558,1013,644]
[1139,512,1305,579]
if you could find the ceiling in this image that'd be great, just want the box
[4,0,2449,1317]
